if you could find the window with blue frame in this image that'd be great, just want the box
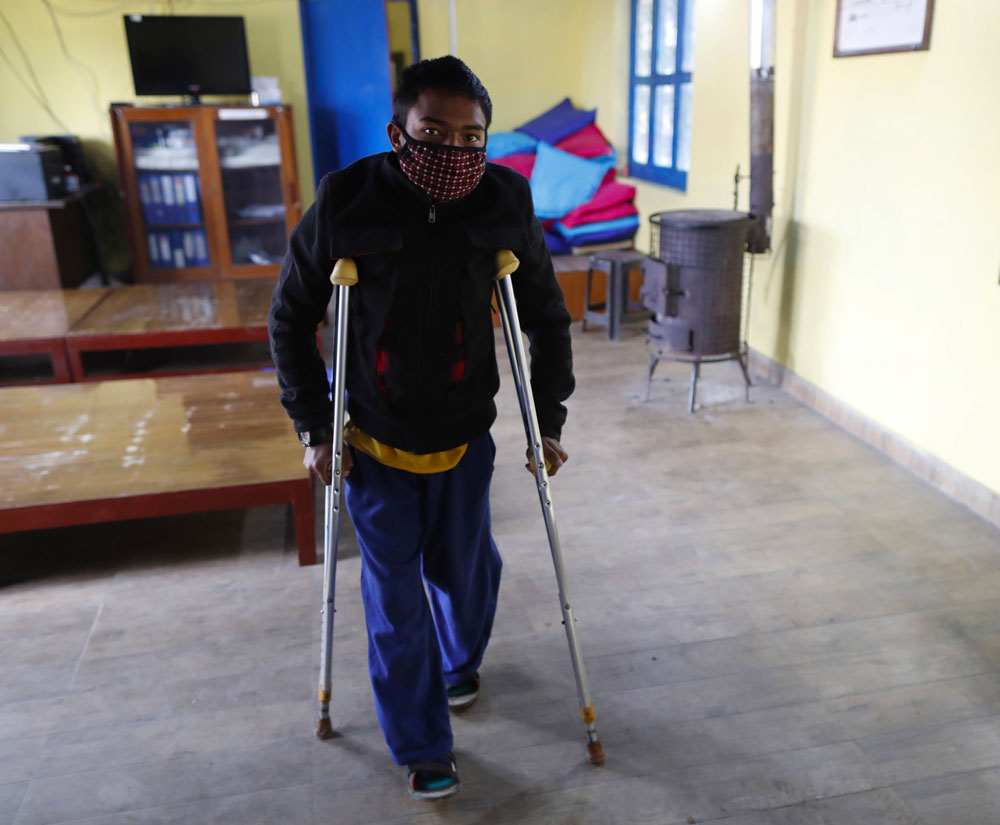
[628,0,696,190]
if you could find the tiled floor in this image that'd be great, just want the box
[3,326,1000,825]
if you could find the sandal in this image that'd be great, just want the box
[447,673,480,711]
[406,752,461,800]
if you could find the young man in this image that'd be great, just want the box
[269,56,574,800]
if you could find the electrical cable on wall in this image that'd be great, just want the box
[147,0,295,7]
[1,8,51,103]
[0,8,73,131]
[37,1,133,17]
[0,45,73,132]
[40,0,106,126]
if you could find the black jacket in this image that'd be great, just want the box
[269,152,574,454]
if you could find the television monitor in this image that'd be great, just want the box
[124,15,252,100]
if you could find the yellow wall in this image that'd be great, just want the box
[418,0,591,131]
[387,0,415,70]
[0,1,312,200]
[757,0,1000,497]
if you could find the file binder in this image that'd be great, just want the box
[158,232,171,266]
[160,174,176,223]
[149,176,164,224]
[193,229,209,266]
[147,232,159,266]
[173,176,187,223]
[183,174,201,223]
[169,230,182,267]
[139,176,153,224]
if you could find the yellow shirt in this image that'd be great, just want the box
[344,421,467,474]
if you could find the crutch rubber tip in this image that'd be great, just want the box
[587,742,606,765]
[316,718,335,740]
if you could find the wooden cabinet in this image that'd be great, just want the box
[111,104,301,283]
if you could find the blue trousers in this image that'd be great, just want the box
[344,433,502,765]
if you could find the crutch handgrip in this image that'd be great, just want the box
[526,448,552,474]
[330,257,358,287]
[494,249,520,280]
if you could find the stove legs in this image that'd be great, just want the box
[688,360,701,413]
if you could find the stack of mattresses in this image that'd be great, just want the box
[488,98,639,254]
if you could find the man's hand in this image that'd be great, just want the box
[303,442,354,485]
[525,437,569,477]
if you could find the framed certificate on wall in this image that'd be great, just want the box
[834,0,935,57]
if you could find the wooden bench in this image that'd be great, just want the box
[64,280,275,381]
[0,289,108,386]
[0,370,316,565]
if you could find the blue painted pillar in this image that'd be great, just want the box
[300,0,394,187]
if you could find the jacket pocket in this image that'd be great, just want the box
[462,225,528,269]
[328,226,402,261]
[328,225,403,310]
[331,227,402,325]
[461,224,527,302]
[330,227,403,407]
[443,227,522,402]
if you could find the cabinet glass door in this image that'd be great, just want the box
[215,118,288,267]
[129,120,211,271]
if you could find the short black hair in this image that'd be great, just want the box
[392,55,493,129]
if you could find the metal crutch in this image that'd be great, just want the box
[316,257,357,740]
[493,249,606,766]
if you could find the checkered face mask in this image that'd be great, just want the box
[397,131,486,203]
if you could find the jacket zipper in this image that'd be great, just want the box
[417,227,437,404]
[428,203,436,223]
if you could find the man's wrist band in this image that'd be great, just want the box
[298,427,334,447]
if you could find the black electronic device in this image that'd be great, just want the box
[0,144,66,201]
[20,135,92,184]
[123,14,252,102]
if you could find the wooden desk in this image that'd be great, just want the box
[0,188,100,290]
[0,289,108,385]
[65,279,275,381]
[0,371,315,565]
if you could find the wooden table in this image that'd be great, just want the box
[0,371,316,565]
[64,280,275,381]
[0,289,108,386]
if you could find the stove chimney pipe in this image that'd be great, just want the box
[748,0,775,253]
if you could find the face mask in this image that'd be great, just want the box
[397,130,486,203]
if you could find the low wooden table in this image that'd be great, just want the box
[64,280,275,381]
[0,289,108,386]
[0,371,316,565]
